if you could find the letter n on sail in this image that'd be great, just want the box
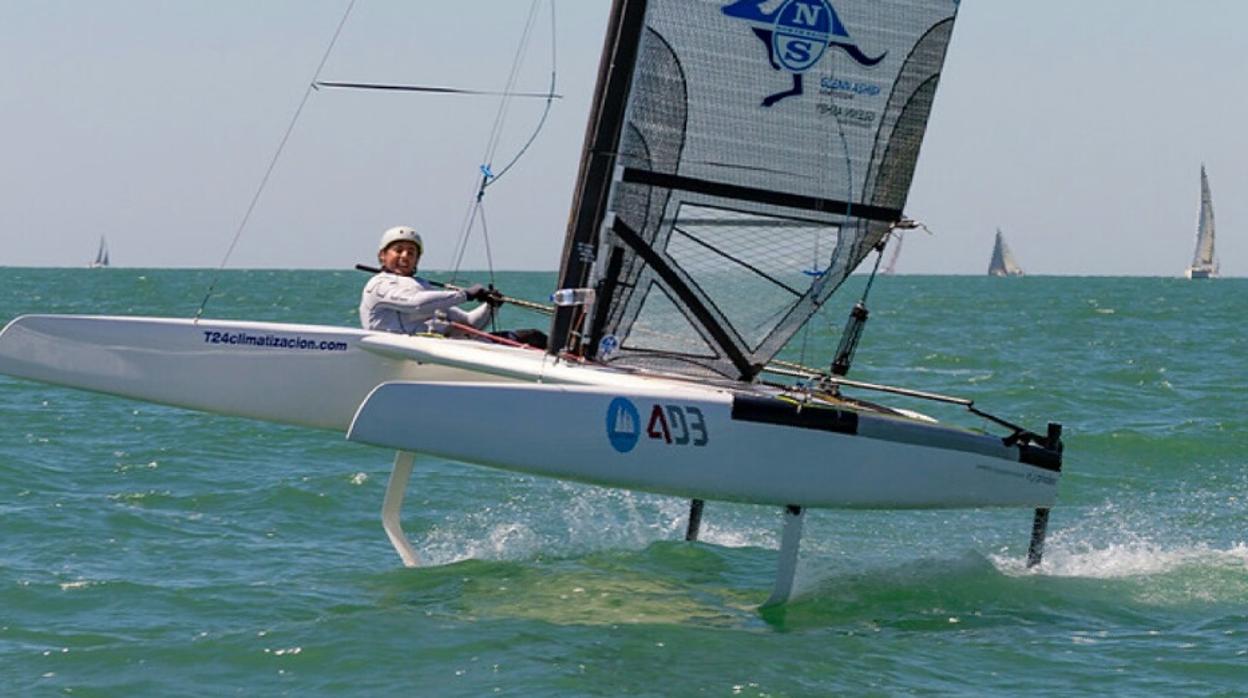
[772,0,835,71]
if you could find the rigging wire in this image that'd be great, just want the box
[448,0,558,285]
[194,0,358,322]
[448,0,544,281]
[447,2,545,282]
[484,6,558,187]
[476,204,500,332]
[483,3,542,171]
[313,80,561,99]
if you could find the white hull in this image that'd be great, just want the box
[0,315,518,430]
[349,382,1060,509]
[0,315,717,430]
[2,314,1060,510]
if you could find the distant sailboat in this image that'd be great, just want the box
[1185,165,1217,279]
[89,236,110,268]
[988,229,1023,276]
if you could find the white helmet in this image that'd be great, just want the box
[378,226,423,255]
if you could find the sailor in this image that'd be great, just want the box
[359,225,502,335]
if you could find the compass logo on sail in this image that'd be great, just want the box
[722,0,885,107]
[606,397,641,453]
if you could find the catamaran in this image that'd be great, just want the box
[1185,165,1217,279]
[0,0,1064,605]
[988,228,1023,277]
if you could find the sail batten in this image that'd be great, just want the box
[554,0,960,380]
[621,168,902,220]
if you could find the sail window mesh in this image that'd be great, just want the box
[666,203,840,350]
[620,281,719,359]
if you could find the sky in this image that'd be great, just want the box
[1,1,1244,276]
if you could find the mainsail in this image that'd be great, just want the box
[987,229,1022,277]
[551,0,959,380]
[1187,164,1216,278]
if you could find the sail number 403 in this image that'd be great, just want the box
[604,397,709,454]
[646,404,708,446]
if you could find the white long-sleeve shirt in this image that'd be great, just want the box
[359,272,492,334]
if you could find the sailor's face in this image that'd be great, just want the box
[381,241,420,276]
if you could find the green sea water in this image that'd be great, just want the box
[2,269,1245,696]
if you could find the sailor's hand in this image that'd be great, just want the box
[483,289,505,308]
[462,284,487,302]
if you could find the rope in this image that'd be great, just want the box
[483,4,558,187]
[448,2,543,281]
[447,321,588,364]
[482,2,543,168]
[313,81,561,99]
[447,321,534,349]
[448,0,558,284]
[477,204,498,331]
[195,0,358,322]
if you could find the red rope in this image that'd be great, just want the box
[447,321,531,348]
[447,322,587,364]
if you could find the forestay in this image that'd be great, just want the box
[551,0,959,380]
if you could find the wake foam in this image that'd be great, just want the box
[996,539,1248,579]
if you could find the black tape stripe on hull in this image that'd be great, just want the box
[731,395,1062,473]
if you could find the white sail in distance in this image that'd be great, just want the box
[89,236,109,268]
[988,228,1022,277]
[1186,164,1216,279]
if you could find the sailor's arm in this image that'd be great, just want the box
[366,276,468,315]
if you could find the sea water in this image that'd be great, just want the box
[1,269,1245,695]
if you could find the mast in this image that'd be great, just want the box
[548,0,649,355]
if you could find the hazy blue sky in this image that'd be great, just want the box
[1,1,1243,276]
